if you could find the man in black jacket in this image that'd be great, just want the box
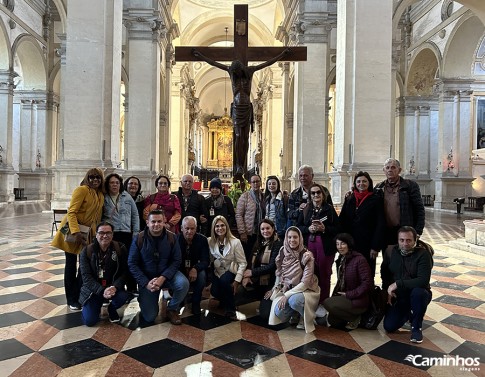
[175,174,208,234]
[178,216,210,314]
[375,158,425,246]
[381,226,432,344]
[79,222,130,326]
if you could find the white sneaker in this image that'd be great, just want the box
[315,304,328,318]
[296,317,305,330]
[163,290,172,300]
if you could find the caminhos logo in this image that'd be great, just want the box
[404,354,480,372]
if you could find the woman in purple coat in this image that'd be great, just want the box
[323,233,373,330]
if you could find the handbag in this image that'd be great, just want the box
[359,285,387,330]
[61,222,91,243]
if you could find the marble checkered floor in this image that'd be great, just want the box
[0,204,484,376]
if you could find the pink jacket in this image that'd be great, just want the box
[236,190,263,237]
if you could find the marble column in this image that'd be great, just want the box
[0,69,16,202]
[51,0,123,208]
[434,81,474,209]
[334,0,393,202]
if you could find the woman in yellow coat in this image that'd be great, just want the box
[52,168,105,310]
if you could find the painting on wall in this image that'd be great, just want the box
[477,98,485,149]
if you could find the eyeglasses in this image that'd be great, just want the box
[97,231,113,237]
[311,190,322,195]
[88,175,101,180]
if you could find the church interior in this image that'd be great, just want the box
[0,0,485,376]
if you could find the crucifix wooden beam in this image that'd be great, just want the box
[175,4,307,64]
[175,4,306,177]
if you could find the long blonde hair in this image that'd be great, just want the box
[209,215,235,247]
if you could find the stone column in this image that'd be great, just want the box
[51,0,123,208]
[264,67,283,179]
[292,21,333,187]
[0,69,16,202]
[334,0,393,202]
[434,81,474,209]
[278,62,292,192]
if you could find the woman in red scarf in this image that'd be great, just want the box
[339,171,385,275]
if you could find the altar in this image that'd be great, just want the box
[207,113,233,173]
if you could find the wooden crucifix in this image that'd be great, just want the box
[175,4,306,177]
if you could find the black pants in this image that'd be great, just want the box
[64,252,82,306]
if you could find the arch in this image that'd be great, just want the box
[455,0,485,25]
[393,0,420,33]
[180,12,277,47]
[0,17,10,69]
[443,15,484,78]
[405,44,441,96]
[51,0,67,33]
[11,34,47,90]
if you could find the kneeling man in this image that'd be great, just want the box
[80,222,130,326]
[128,209,189,325]
[381,226,433,343]
[178,216,210,314]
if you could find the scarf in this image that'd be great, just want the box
[353,189,372,208]
[276,227,306,289]
[211,194,225,210]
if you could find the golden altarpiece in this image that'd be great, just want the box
[207,113,233,172]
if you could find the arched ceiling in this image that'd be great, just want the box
[444,15,484,78]
[172,0,284,118]
[14,37,46,90]
[406,47,439,95]
[0,18,10,69]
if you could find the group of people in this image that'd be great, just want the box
[52,158,432,343]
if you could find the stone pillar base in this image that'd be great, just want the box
[0,167,16,203]
[434,176,474,210]
[18,170,53,201]
[327,170,352,206]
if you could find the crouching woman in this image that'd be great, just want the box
[267,226,320,333]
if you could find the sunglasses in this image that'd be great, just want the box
[311,190,322,195]
[88,175,101,180]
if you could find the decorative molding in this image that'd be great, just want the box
[441,0,454,22]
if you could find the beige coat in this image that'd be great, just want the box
[51,185,104,255]
[208,237,247,283]
[268,250,320,333]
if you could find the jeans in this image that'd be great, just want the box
[138,270,189,323]
[190,269,206,307]
[210,271,236,313]
[242,234,257,264]
[82,289,130,326]
[384,287,432,332]
[64,252,82,306]
[274,293,305,322]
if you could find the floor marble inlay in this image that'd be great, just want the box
[0,209,484,375]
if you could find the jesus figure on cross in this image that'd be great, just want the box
[192,48,290,176]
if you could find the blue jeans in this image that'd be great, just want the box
[190,269,206,307]
[384,287,432,332]
[210,271,236,312]
[138,270,189,323]
[274,293,305,322]
[82,289,129,327]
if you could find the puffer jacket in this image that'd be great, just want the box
[332,251,373,309]
[236,190,264,237]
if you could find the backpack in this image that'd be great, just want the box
[359,285,387,330]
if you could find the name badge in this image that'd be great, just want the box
[98,268,104,279]
[185,260,191,268]
[210,208,215,216]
